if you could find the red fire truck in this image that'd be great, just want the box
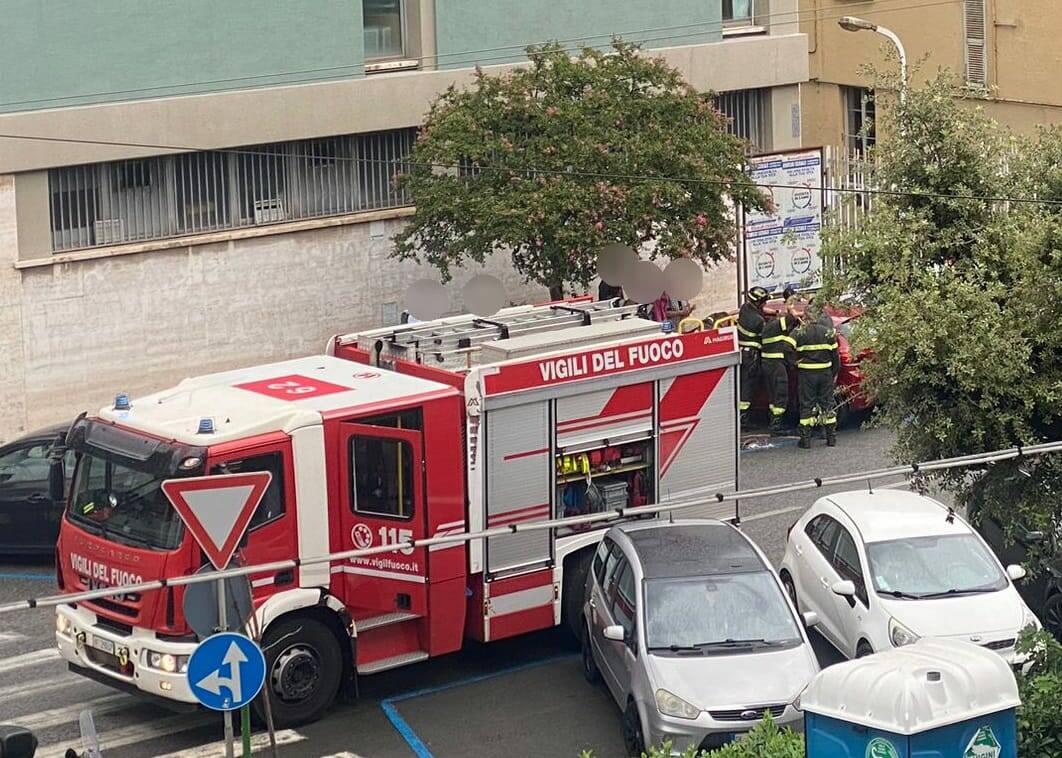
[53,299,740,725]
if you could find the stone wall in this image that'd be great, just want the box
[1,214,545,442]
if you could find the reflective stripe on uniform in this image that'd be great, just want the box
[736,324,760,338]
[769,405,786,416]
[798,362,834,370]
[762,352,786,360]
[739,401,751,411]
[763,334,797,348]
[797,343,838,351]
[799,416,818,426]
[739,341,761,350]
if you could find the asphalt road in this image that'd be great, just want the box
[0,424,902,758]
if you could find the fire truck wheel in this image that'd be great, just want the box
[256,615,343,727]
[563,549,595,642]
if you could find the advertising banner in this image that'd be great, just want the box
[743,148,825,293]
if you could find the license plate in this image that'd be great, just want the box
[90,636,115,655]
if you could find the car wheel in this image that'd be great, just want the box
[581,624,601,684]
[253,615,343,727]
[1044,594,1062,641]
[622,700,646,757]
[780,571,799,613]
[855,640,874,658]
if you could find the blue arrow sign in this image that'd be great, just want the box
[187,632,266,711]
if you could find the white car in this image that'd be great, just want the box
[779,490,1040,664]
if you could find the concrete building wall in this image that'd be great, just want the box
[435,0,721,67]
[0,214,545,441]
[0,0,365,113]
[802,0,1062,148]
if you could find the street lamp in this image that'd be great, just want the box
[838,16,907,102]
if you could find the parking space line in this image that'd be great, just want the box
[379,654,577,758]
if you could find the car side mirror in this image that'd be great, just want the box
[1006,564,1027,581]
[832,580,856,598]
[802,611,820,628]
[603,624,626,642]
[0,724,38,758]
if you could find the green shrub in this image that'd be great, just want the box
[579,714,804,758]
[1015,627,1062,757]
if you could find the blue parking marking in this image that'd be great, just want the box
[380,653,578,758]
[0,572,54,581]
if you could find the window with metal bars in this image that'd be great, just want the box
[47,128,416,252]
[713,88,770,153]
[842,86,875,155]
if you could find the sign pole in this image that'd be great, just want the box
[241,705,252,757]
[218,578,236,758]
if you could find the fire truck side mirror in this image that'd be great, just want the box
[48,458,66,504]
[0,724,39,758]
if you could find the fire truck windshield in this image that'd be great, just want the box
[67,452,184,551]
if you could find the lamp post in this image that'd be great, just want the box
[838,16,907,103]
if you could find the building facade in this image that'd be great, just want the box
[0,0,808,440]
[802,0,1062,151]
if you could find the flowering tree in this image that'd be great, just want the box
[392,41,769,298]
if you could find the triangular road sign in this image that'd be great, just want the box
[161,472,272,570]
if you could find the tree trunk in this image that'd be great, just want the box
[549,283,564,302]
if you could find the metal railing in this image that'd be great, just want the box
[48,128,417,252]
[2,440,1058,616]
[715,88,770,154]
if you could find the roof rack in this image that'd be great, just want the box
[344,298,643,371]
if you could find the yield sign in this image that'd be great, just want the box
[161,472,272,570]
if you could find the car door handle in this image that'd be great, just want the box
[820,577,830,589]
[588,597,596,610]
[794,544,803,556]
[27,493,48,504]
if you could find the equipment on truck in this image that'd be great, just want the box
[53,298,740,726]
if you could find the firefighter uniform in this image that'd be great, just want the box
[795,312,841,448]
[736,289,768,424]
[760,314,797,433]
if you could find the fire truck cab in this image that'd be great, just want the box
[54,299,740,726]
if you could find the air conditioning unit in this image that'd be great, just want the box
[94,219,125,245]
[253,198,285,224]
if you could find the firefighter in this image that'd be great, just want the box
[760,296,800,435]
[794,303,841,448]
[737,286,769,426]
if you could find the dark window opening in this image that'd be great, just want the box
[350,436,414,518]
[211,453,286,530]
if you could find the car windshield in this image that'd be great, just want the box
[644,572,801,652]
[67,452,184,551]
[866,534,1008,598]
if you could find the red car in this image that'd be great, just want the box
[706,300,872,426]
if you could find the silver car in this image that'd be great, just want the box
[581,519,820,755]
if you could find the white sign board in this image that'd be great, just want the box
[743,148,824,293]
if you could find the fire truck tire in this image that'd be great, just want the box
[563,549,595,641]
[255,615,343,727]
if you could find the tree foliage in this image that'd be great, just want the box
[393,41,768,296]
[820,69,1062,556]
[1015,627,1062,757]
[579,714,803,758]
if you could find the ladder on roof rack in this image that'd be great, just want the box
[373,299,643,367]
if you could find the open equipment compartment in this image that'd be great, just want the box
[553,381,656,536]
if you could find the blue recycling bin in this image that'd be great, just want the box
[799,638,1019,758]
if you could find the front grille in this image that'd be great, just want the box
[87,597,138,618]
[983,638,1015,651]
[94,617,133,636]
[84,647,133,678]
[709,704,786,722]
[699,732,738,751]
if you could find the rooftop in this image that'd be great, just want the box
[827,489,971,543]
[620,521,764,579]
[96,355,454,446]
